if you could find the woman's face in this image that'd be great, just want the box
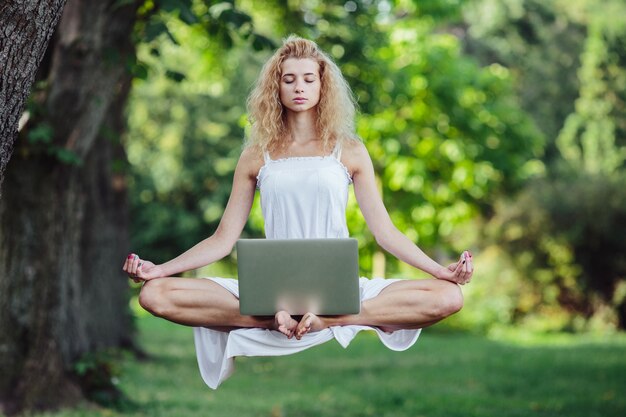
[279,58,321,114]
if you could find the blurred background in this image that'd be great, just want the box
[126,0,626,335]
[1,0,625,416]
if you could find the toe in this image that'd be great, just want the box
[295,314,314,339]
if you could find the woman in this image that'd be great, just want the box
[123,35,473,388]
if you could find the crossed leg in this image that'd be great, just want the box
[138,277,463,338]
[292,278,463,338]
[138,278,276,330]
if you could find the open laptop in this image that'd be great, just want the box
[237,238,361,316]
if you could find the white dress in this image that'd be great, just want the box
[193,144,421,389]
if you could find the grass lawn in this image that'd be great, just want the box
[22,315,626,417]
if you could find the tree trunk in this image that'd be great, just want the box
[0,0,68,196]
[0,0,140,414]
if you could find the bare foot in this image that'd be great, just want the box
[295,312,326,340]
[274,310,298,338]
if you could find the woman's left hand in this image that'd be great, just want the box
[436,251,473,285]
[123,253,161,283]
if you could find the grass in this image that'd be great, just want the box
[19,316,626,417]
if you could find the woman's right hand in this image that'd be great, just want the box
[123,253,165,282]
[435,251,473,285]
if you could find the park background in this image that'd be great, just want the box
[0,0,625,416]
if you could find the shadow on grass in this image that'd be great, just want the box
[25,317,623,417]
[116,317,626,417]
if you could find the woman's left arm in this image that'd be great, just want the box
[346,142,473,284]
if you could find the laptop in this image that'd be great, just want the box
[237,238,361,316]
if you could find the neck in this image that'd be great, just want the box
[284,109,318,144]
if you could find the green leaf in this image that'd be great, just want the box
[157,0,188,13]
[144,19,178,45]
[178,5,199,25]
[165,70,186,82]
[112,0,135,10]
[251,33,275,51]
[158,0,198,25]
[208,2,234,19]
[27,124,54,144]
[133,62,149,80]
[54,148,83,166]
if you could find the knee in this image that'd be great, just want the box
[138,278,171,317]
[435,281,464,318]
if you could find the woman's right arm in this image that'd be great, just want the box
[125,146,262,280]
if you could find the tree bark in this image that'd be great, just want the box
[0,0,68,197]
[0,0,140,414]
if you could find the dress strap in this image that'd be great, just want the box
[263,150,271,163]
[332,141,343,161]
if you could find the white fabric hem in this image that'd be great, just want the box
[193,276,421,389]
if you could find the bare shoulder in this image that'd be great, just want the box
[341,138,372,177]
[238,145,265,180]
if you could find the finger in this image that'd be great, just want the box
[125,253,136,270]
[465,251,473,272]
[464,251,473,277]
[122,255,131,272]
[454,257,464,274]
[465,250,472,273]
[455,255,466,279]
[464,261,473,284]
[457,254,468,281]
[130,254,140,275]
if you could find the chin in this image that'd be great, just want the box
[287,104,317,113]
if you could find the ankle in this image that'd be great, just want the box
[239,315,274,329]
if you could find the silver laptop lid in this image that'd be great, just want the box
[237,238,361,315]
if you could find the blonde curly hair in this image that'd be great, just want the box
[246,35,359,154]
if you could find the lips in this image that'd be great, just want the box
[293,97,307,103]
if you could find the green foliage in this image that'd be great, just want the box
[463,0,587,158]
[556,10,626,175]
[127,1,543,275]
[463,0,626,330]
[126,0,276,261]
[72,349,129,409]
[357,16,544,260]
[255,1,543,272]
[485,174,626,331]
[17,85,85,166]
[125,0,626,332]
[127,16,265,261]
[27,123,54,144]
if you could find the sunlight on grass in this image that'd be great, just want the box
[15,316,626,417]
